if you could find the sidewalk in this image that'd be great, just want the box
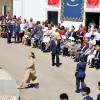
[0,67,19,100]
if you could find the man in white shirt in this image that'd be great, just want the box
[94,28,100,46]
[84,28,92,41]
[42,35,50,51]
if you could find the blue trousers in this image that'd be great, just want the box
[76,77,85,91]
[62,47,69,56]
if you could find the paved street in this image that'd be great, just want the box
[0,38,100,100]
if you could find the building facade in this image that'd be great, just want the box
[13,0,100,30]
[0,0,13,15]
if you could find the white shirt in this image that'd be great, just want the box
[46,29,53,36]
[94,32,100,41]
[84,32,92,39]
[43,27,48,32]
[89,39,96,46]
[43,36,50,43]
[20,24,24,32]
[52,26,56,35]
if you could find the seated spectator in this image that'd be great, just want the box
[59,93,69,100]
[62,38,75,56]
[80,44,94,62]
[82,87,93,100]
[84,28,92,41]
[26,28,34,45]
[76,27,84,44]
[60,36,68,52]
[53,28,61,41]
[22,29,31,45]
[33,31,41,47]
[69,25,76,40]
[74,39,89,62]
[94,28,100,46]
[90,46,100,69]
[89,35,96,46]
[77,24,83,33]
[97,81,100,100]
[65,27,70,39]
[42,24,48,36]
[60,26,65,37]
[41,34,50,51]
[70,39,81,58]
[46,25,53,36]
[87,45,99,65]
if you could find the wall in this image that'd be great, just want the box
[0,0,12,15]
[22,0,46,22]
[13,0,22,17]
[13,0,100,30]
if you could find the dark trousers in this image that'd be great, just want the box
[76,77,85,91]
[91,58,100,69]
[62,47,69,56]
[19,32,24,42]
[34,39,39,47]
[41,42,45,51]
[52,53,59,65]
[26,38,31,45]
[7,32,12,43]
[96,40,100,46]
[14,33,19,43]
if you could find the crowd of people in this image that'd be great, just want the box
[0,13,100,100]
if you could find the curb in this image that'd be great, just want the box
[0,68,20,100]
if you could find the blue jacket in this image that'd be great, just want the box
[83,96,93,100]
[75,62,86,78]
[50,40,60,54]
[13,23,20,33]
[7,22,13,33]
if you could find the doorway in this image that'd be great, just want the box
[86,12,100,30]
[47,11,58,25]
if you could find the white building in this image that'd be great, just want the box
[13,0,100,30]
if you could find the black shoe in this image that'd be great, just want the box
[56,64,59,67]
[96,68,99,70]
[52,63,55,66]
[75,90,80,93]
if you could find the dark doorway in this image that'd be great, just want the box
[86,12,100,30]
[48,11,58,25]
[4,6,7,16]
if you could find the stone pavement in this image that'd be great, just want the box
[0,68,19,100]
[0,38,100,100]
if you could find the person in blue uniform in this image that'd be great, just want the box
[75,56,86,93]
[50,36,60,67]
[13,20,20,43]
[7,19,13,44]
[97,81,100,100]
[82,87,93,100]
